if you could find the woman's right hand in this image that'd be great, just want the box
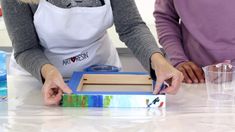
[41,64,72,105]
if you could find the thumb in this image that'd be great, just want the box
[153,77,164,94]
[59,81,72,94]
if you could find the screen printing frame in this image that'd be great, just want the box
[62,72,166,108]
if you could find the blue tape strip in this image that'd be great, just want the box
[68,72,84,94]
[84,65,120,72]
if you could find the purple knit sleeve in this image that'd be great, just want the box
[154,0,189,67]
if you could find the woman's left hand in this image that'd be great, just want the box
[151,53,184,94]
[41,64,72,105]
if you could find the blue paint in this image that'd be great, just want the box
[93,95,98,107]
[88,95,93,107]
[97,95,103,107]
[0,51,7,101]
[84,65,120,72]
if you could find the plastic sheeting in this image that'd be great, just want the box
[1,75,235,132]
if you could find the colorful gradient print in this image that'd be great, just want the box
[62,94,165,108]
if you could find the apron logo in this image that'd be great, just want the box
[71,57,76,62]
[63,52,89,66]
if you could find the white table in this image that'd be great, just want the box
[1,75,235,132]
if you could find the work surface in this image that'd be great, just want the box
[1,75,235,132]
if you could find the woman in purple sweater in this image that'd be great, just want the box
[154,0,235,84]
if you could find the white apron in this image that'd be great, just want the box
[9,0,121,77]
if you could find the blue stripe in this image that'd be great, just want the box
[72,91,153,95]
[80,71,148,75]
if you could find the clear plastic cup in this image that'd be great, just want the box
[203,63,235,104]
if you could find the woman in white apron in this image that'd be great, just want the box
[2,0,183,105]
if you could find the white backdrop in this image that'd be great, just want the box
[108,0,158,48]
[0,0,158,48]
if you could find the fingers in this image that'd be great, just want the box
[150,53,184,95]
[44,87,63,106]
[59,81,72,94]
[188,62,205,83]
[42,79,71,106]
[161,72,184,94]
[178,66,192,83]
[41,66,73,106]
[153,68,184,95]
[182,64,198,83]
[177,61,205,84]
[153,77,165,94]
